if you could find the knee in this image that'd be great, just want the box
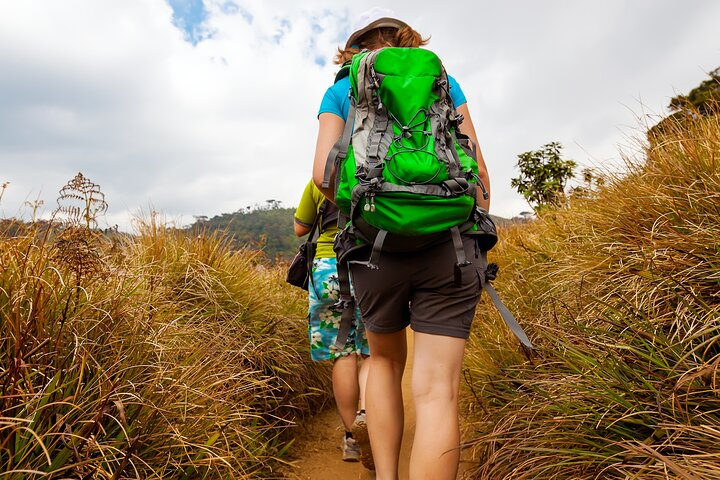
[412,375,458,407]
[371,354,405,377]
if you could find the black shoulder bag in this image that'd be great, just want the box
[286,202,334,290]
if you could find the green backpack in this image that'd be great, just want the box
[324,47,487,253]
[323,47,532,351]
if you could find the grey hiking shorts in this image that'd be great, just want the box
[348,235,481,339]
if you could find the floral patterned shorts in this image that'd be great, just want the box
[308,257,370,361]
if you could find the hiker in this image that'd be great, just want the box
[293,179,371,463]
[311,7,491,480]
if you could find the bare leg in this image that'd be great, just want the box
[358,354,370,411]
[409,331,466,480]
[332,354,360,431]
[365,329,407,480]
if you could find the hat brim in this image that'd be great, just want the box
[345,17,409,50]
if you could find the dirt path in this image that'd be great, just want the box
[282,331,473,479]
[282,331,415,479]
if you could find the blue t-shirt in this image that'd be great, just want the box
[318,75,467,119]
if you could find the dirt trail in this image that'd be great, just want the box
[282,331,472,480]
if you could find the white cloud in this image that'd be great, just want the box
[1,0,719,230]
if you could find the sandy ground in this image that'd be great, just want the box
[281,330,473,480]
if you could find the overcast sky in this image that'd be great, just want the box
[1,0,718,231]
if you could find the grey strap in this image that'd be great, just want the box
[484,283,533,350]
[478,251,533,350]
[323,98,357,189]
[450,226,467,265]
[367,229,387,269]
[351,182,470,208]
[451,226,474,287]
[445,130,464,178]
[366,110,390,161]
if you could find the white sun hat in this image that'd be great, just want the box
[345,7,408,50]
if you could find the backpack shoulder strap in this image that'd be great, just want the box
[319,200,339,232]
[334,62,351,83]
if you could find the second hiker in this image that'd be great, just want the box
[293,179,371,465]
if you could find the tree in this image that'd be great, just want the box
[511,142,577,210]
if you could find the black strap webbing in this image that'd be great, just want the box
[302,203,327,289]
[450,226,467,265]
[367,229,387,269]
[332,257,355,350]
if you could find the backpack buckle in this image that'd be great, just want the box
[330,297,355,314]
[485,262,499,282]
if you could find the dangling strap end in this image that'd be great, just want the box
[366,229,388,271]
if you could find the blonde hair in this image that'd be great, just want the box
[334,26,430,65]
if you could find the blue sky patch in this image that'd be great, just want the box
[167,0,211,45]
[221,1,253,23]
[272,17,291,44]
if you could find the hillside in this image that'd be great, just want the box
[188,204,301,261]
[189,203,512,262]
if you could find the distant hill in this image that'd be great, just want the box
[188,204,512,262]
[188,204,300,262]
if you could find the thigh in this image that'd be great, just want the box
[412,331,466,392]
[308,257,354,361]
[349,256,412,334]
[410,236,481,339]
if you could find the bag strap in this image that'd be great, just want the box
[322,97,357,189]
[303,201,330,288]
[332,257,355,350]
[474,250,533,350]
[306,201,326,242]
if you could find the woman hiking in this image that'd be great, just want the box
[293,179,371,464]
[311,7,491,480]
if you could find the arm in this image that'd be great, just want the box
[294,219,311,237]
[312,112,346,200]
[456,103,491,211]
[294,180,318,237]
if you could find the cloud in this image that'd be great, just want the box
[1,0,719,231]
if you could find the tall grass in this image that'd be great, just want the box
[0,211,329,478]
[462,108,720,479]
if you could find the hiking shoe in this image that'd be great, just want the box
[351,411,375,471]
[341,436,360,462]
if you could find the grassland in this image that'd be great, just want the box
[462,108,720,478]
[0,212,330,479]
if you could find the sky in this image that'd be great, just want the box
[0,0,718,232]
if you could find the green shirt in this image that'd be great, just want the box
[294,180,339,259]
